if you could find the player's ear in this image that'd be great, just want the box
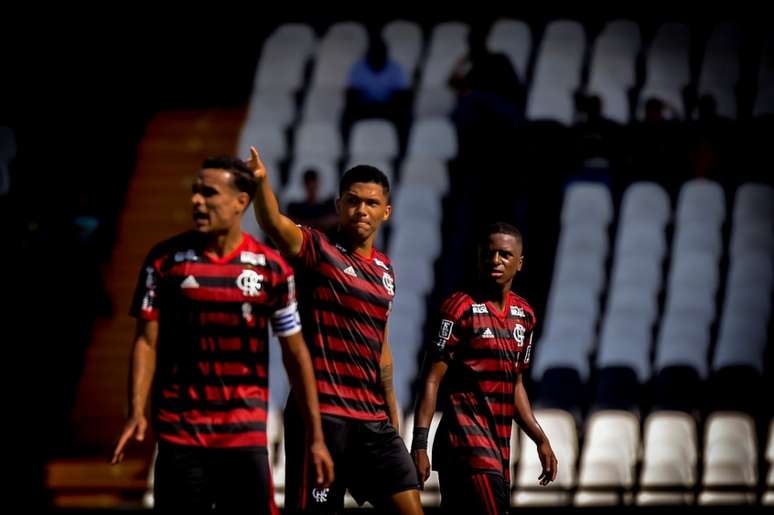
[517,255,524,272]
[335,197,342,215]
[382,204,391,222]
[235,191,250,214]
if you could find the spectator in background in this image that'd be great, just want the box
[449,24,524,193]
[286,169,338,232]
[567,95,623,192]
[630,97,692,195]
[449,26,523,100]
[449,24,524,142]
[343,33,411,146]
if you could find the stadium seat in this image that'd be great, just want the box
[586,20,641,123]
[348,119,400,162]
[293,121,343,161]
[527,20,586,124]
[382,20,423,80]
[638,23,691,118]
[487,18,532,82]
[697,22,743,119]
[406,118,458,160]
[281,157,339,204]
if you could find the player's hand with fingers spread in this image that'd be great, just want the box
[310,439,335,488]
[246,146,268,181]
[537,439,558,486]
[110,414,148,465]
[411,449,431,490]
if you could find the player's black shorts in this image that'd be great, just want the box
[283,399,419,513]
[154,441,277,514]
[438,469,510,515]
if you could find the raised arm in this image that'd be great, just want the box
[246,146,304,257]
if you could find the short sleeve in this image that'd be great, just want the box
[129,251,163,321]
[518,310,537,372]
[294,226,324,269]
[429,295,468,363]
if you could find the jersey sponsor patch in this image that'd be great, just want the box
[510,305,525,317]
[287,275,296,301]
[174,249,198,263]
[240,251,266,266]
[472,303,488,314]
[439,319,454,340]
[145,267,156,288]
[481,328,495,339]
[343,265,358,277]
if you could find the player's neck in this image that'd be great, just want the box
[481,283,512,311]
[204,227,243,258]
[338,228,375,258]
[353,239,374,258]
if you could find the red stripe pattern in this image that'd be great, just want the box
[130,231,297,448]
[293,227,394,421]
[430,291,536,480]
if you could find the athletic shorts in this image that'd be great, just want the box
[438,469,510,515]
[154,441,277,514]
[283,399,419,513]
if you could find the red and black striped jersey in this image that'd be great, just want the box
[291,226,395,421]
[130,231,300,449]
[429,290,537,480]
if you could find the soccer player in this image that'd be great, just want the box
[411,223,557,514]
[110,156,333,513]
[248,147,423,514]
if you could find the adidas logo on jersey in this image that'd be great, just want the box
[481,328,495,339]
[472,304,488,314]
[343,266,357,277]
[181,275,199,289]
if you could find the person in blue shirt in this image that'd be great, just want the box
[343,33,411,149]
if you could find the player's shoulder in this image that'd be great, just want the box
[145,231,201,263]
[509,291,534,312]
[509,291,537,321]
[242,234,293,273]
[440,291,475,316]
[301,225,337,251]
[372,248,392,270]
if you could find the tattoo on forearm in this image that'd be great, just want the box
[380,364,394,392]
